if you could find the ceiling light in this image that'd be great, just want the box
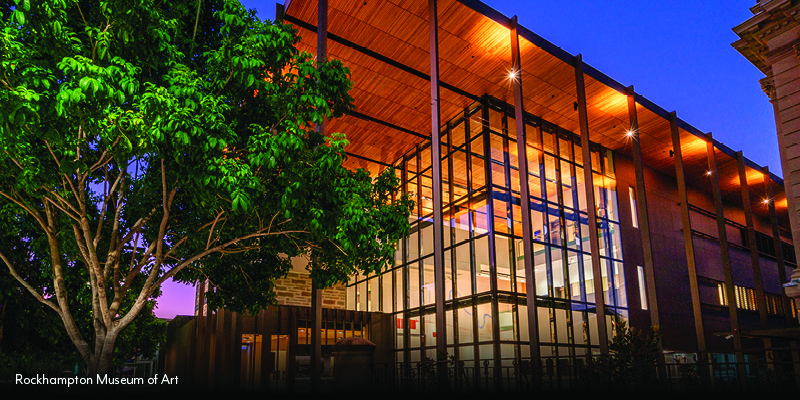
[508,69,518,81]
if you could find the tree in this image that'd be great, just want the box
[0,0,413,375]
[0,268,166,378]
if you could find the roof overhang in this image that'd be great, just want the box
[281,0,791,235]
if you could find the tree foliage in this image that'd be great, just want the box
[0,0,412,375]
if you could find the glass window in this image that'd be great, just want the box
[477,302,494,342]
[475,235,492,294]
[369,277,379,312]
[495,235,512,292]
[629,186,639,228]
[498,302,517,341]
[409,315,421,348]
[423,312,436,348]
[454,242,472,298]
[457,306,474,344]
[408,263,420,309]
[638,266,647,310]
[422,257,435,306]
[395,268,404,311]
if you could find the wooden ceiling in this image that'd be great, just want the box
[283,0,790,235]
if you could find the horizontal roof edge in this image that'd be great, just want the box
[454,0,511,29]
[633,93,670,120]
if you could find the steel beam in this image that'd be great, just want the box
[706,133,746,384]
[510,15,540,361]
[574,54,608,355]
[626,86,660,329]
[737,152,769,331]
[429,0,447,361]
[669,112,706,352]
[310,1,327,391]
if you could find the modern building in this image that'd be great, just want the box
[733,0,800,303]
[162,0,800,391]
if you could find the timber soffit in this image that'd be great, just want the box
[281,0,784,188]
[459,0,783,186]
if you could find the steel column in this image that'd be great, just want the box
[737,152,769,335]
[705,133,746,384]
[574,54,608,354]
[428,0,447,361]
[626,87,660,329]
[510,15,540,360]
[481,96,502,386]
[310,0,327,391]
[669,112,706,352]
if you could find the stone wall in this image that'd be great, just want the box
[734,0,800,311]
[274,271,347,309]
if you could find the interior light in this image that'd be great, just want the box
[706,171,713,176]
[763,198,771,205]
[626,129,636,138]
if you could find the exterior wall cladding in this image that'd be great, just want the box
[619,152,794,351]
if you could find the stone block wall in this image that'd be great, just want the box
[274,271,346,309]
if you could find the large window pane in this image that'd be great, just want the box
[495,234,512,292]
[475,235,492,294]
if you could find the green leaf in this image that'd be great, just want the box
[12,9,25,25]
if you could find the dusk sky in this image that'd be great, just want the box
[155,0,780,319]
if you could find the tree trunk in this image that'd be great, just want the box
[87,332,119,377]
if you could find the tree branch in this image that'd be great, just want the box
[0,250,60,314]
[0,191,48,233]
[206,210,225,250]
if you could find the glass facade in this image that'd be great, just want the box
[346,96,627,365]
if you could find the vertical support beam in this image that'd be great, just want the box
[481,95,501,385]
[669,112,706,352]
[310,0,327,391]
[428,0,447,361]
[737,152,769,334]
[510,15,540,361]
[706,133,746,384]
[626,87,660,330]
[574,54,608,355]
[401,152,411,365]
[310,285,322,389]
